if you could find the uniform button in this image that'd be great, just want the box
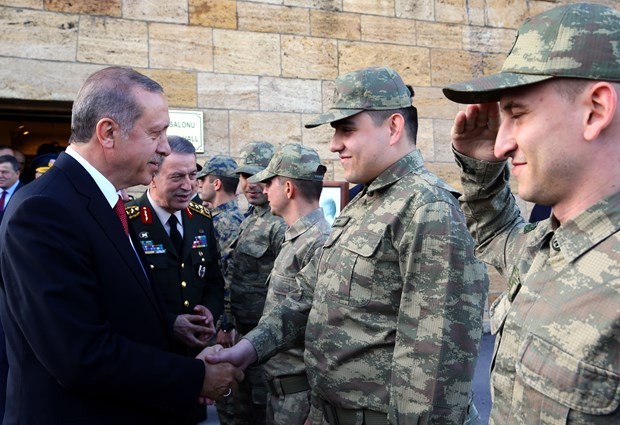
[551,239,560,251]
[181,281,187,288]
[181,263,185,268]
[149,264,154,269]
[184,300,190,307]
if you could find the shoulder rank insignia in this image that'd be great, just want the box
[188,201,211,219]
[125,205,140,220]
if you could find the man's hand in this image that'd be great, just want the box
[451,103,502,161]
[199,352,244,403]
[197,338,258,371]
[174,307,215,348]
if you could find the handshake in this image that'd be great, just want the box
[195,339,258,403]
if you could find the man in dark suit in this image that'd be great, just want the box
[0,153,24,422]
[0,66,242,425]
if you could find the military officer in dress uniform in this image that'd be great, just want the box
[127,135,225,424]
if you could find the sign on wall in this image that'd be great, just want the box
[167,109,204,153]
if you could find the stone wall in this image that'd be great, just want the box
[2,0,618,305]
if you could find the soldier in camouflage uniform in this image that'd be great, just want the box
[204,67,488,425]
[196,155,244,425]
[229,141,287,425]
[248,144,331,425]
[443,3,620,423]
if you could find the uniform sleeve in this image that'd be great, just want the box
[388,199,488,424]
[244,247,321,362]
[454,148,527,278]
[202,221,225,320]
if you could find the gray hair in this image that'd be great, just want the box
[69,67,164,144]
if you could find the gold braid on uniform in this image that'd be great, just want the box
[125,205,140,219]
[189,201,211,219]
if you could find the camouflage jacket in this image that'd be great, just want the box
[229,203,286,329]
[211,198,244,276]
[455,151,620,424]
[304,150,487,423]
[262,208,331,379]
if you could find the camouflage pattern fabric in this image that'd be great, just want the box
[262,208,331,424]
[234,142,276,176]
[454,150,620,423]
[303,150,488,423]
[443,3,620,104]
[211,198,244,337]
[249,143,327,183]
[305,66,412,128]
[228,202,286,425]
[197,154,238,180]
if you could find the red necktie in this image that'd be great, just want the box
[113,196,129,236]
[0,190,6,211]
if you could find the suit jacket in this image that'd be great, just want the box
[0,153,205,425]
[0,180,24,224]
[126,193,225,335]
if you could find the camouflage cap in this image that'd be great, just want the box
[196,155,238,179]
[305,66,413,128]
[443,3,620,104]
[233,141,275,176]
[249,143,327,183]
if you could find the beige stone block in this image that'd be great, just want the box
[0,8,78,61]
[395,0,432,20]
[414,86,460,121]
[213,30,280,76]
[123,0,187,24]
[0,0,42,8]
[190,0,236,29]
[486,0,528,29]
[301,116,334,160]
[416,118,434,162]
[463,26,517,55]
[282,35,338,80]
[44,0,121,16]
[433,118,458,163]
[338,42,431,86]
[417,21,462,49]
[483,52,506,75]
[431,49,483,87]
[229,111,301,154]
[149,23,213,71]
[141,69,197,107]
[464,0,485,26]
[425,161,462,192]
[311,10,360,40]
[260,77,322,113]
[197,73,259,110]
[203,109,231,156]
[435,0,466,24]
[343,0,394,16]
[77,16,148,67]
[238,2,309,35]
[319,80,336,112]
[361,15,416,46]
[0,57,101,100]
[284,0,340,11]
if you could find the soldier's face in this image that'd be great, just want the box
[263,176,287,217]
[239,173,268,206]
[329,112,390,184]
[151,152,197,213]
[198,176,216,203]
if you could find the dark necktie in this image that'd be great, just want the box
[168,214,183,254]
[0,190,7,212]
[113,196,129,236]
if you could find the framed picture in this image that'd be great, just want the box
[319,181,349,225]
